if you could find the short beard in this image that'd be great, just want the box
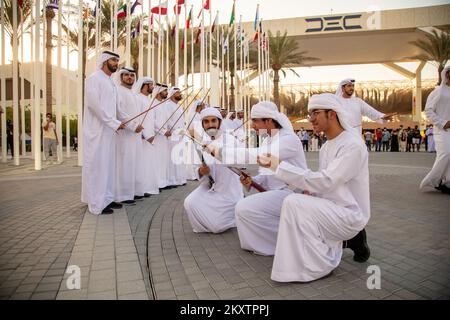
[107,62,118,73]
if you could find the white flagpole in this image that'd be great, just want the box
[0,0,6,162]
[266,35,271,101]
[183,2,187,88]
[200,5,205,94]
[56,0,63,162]
[66,3,71,158]
[110,1,113,51]
[157,0,161,82]
[126,0,131,66]
[95,0,99,56]
[174,2,179,86]
[209,5,212,94]
[20,8,26,156]
[257,20,262,101]
[165,16,169,84]
[233,0,237,110]
[239,15,243,111]
[114,1,118,52]
[190,7,194,88]
[12,0,20,165]
[261,33,265,101]
[33,0,42,169]
[30,4,35,159]
[216,11,219,103]
[98,0,102,52]
[147,0,155,77]
[217,27,225,108]
[139,15,144,78]
[226,34,230,112]
[77,0,84,166]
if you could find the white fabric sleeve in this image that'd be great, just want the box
[85,78,121,131]
[116,95,139,133]
[274,143,365,194]
[425,89,447,130]
[360,99,385,124]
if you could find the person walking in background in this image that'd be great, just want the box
[6,119,14,159]
[426,125,436,153]
[406,127,413,152]
[382,128,391,152]
[412,125,422,152]
[302,130,310,152]
[364,130,373,151]
[390,129,399,152]
[375,128,382,152]
[42,113,59,164]
[399,126,407,152]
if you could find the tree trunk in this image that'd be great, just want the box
[273,68,280,109]
[438,64,444,85]
[46,9,55,115]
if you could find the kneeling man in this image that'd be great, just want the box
[184,108,244,233]
[259,93,371,282]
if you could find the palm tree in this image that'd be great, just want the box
[409,28,450,85]
[262,30,319,109]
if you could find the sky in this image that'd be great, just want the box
[2,0,449,84]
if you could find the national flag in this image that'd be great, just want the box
[83,7,89,21]
[46,0,59,10]
[254,5,259,31]
[229,1,235,27]
[181,39,185,50]
[131,20,141,39]
[117,4,127,19]
[195,25,202,44]
[93,1,101,18]
[174,0,185,15]
[223,35,229,53]
[203,0,210,10]
[186,8,193,29]
[18,0,24,9]
[211,12,218,33]
[131,0,142,15]
[151,1,168,15]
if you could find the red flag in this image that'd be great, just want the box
[151,1,168,15]
[18,0,24,9]
[203,0,210,10]
[177,0,185,4]
[195,26,202,44]
[253,32,259,42]
[173,5,181,14]
[181,39,185,50]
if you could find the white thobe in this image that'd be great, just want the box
[152,98,171,188]
[166,100,187,186]
[271,130,370,282]
[185,113,203,180]
[115,85,142,202]
[234,129,307,256]
[420,85,450,189]
[338,96,385,136]
[232,118,246,148]
[184,133,244,233]
[136,93,160,195]
[81,70,121,215]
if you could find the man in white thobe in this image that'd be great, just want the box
[166,87,187,187]
[420,66,450,194]
[114,67,144,204]
[81,51,125,215]
[231,102,307,256]
[184,108,244,233]
[152,83,171,189]
[132,76,160,196]
[232,109,247,148]
[336,78,395,136]
[258,93,371,283]
[185,100,206,180]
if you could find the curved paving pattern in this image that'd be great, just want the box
[125,153,450,300]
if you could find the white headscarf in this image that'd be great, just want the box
[113,67,136,86]
[226,111,236,120]
[250,101,293,132]
[132,77,154,95]
[96,51,120,70]
[187,100,204,123]
[424,65,450,127]
[308,93,351,132]
[200,107,223,121]
[335,78,355,97]
[169,87,181,97]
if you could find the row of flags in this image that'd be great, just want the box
[78,0,268,51]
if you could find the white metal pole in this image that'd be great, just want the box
[126,0,131,66]
[20,9,26,156]
[0,0,6,162]
[56,0,63,162]
[77,0,84,166]
[12,0,20,165]
[183,2,187,88]
[34,0,42,170]
[175,0,179,86]
[66,2,71,158]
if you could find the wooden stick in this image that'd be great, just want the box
[122,86,192,126]
[185,88,211,131]
[153,88,203,139]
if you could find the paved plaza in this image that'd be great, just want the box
[0,152,449,300]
